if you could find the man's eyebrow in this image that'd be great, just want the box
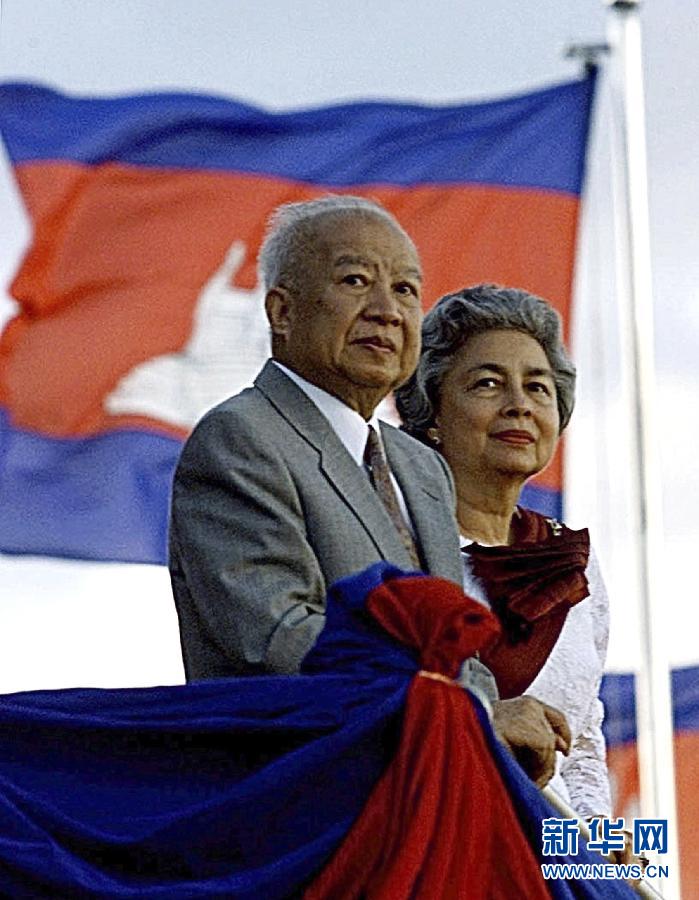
[332,255,423,281]
[401,266,423,282]
[333,254,370,268]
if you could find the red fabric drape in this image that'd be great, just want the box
[305,577,552,900]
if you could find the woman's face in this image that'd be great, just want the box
[435,329,560,486]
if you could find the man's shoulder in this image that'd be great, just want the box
[176,366,322,475]
[175,381,286,476]
[189,361,295,434]
[381,421,430,452]
[380,421,453,489]
[381,421,446,466]
[189,384,267,439]
[203,382,266,420]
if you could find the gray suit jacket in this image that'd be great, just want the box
[169,360,463,680]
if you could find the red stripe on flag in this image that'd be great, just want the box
[3,161,579,440]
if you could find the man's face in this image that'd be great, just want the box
[268,213,423,419]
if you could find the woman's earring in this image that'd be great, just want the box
[427,427,441,445]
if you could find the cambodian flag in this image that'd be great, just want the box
[0,74,596,563]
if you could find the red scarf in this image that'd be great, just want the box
[464,508,590,699]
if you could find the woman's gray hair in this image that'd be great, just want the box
[395,283,576,439]
[257,195,415,295]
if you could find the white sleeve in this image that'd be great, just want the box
[559,545,613,817]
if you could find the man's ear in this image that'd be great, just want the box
[265,287,293,342]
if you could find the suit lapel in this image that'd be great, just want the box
[255,362,414,565]
[382,423,459,578]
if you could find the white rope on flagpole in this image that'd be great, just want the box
[603,2,680,898]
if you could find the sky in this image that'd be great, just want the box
[0,0,697,692]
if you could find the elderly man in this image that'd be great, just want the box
[169,195,569,785]
[170,195,457,673]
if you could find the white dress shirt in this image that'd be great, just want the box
[273,362,415,533]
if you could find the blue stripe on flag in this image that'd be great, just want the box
[519,483,562,520]
[0,75,596,194]
[601,665,699,747]
[0,409,180,564]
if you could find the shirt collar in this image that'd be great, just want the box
[273,361,380,465]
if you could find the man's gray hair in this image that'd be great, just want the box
[395,283,576,439]
[257,195,415,294]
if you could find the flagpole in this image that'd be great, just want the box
[604,2,680,897]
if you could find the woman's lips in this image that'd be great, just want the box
[491,430,535,444]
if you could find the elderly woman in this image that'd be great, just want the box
[395,283,611,819]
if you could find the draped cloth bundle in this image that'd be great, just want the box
[0,564,634,898]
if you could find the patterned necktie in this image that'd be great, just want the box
[363,425,422,569]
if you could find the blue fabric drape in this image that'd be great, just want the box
[0,566,414,898]
[0,564,635,898]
